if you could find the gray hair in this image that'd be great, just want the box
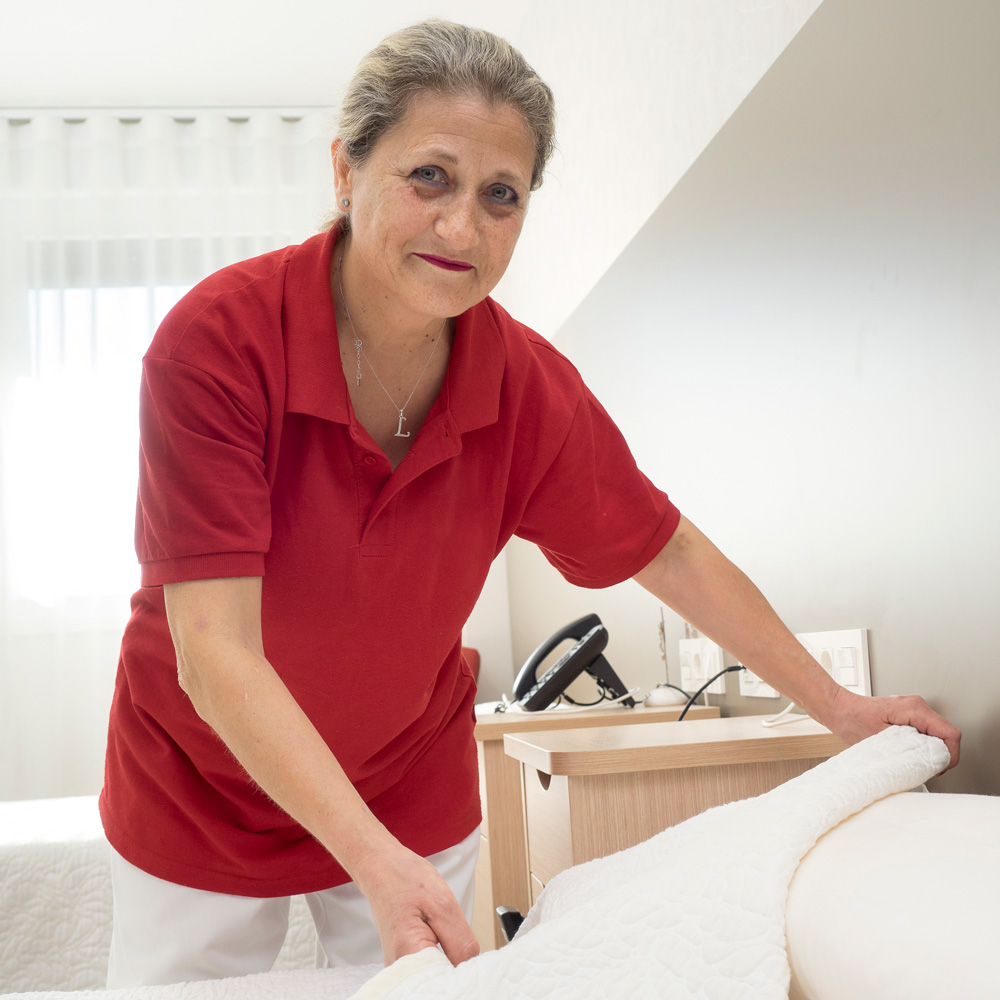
[333,19,555,219]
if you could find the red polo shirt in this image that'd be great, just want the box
[100,227,680,896]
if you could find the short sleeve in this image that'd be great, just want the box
[515,384,681,588]
[136,355,271,586]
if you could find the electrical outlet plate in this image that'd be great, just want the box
[794,629,872,696]
[678,637,726,695]
[738,664,780,699]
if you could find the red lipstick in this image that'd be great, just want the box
[416,253,473,271]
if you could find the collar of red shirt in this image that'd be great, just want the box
[282,226,505,435]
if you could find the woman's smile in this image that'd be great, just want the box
[415,253,474,272]
[333,90,536,332]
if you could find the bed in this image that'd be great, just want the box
[1,727,995,999]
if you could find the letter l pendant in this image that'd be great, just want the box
[394,411,410,438]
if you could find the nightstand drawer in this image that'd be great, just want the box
[523,767,573,888]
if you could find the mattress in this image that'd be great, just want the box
[786,790,999,999]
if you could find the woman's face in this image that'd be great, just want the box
[333,90,536,322]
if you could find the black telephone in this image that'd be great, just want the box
[511,614,636,711]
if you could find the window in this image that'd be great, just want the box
[5,270,189,612]
[0,111,330,798]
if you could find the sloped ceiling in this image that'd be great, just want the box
[494,1,826,335]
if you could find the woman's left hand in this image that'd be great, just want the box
[824,686,962,771]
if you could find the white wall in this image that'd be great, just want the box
[507,0,1000,795]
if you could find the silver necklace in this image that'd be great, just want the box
[337,255,446,439]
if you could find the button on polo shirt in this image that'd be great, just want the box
[100,227,680,896]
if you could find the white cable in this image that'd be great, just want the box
[761,701,810,727]
[495,688,641,715]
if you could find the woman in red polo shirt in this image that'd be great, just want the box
[100,18,961,987]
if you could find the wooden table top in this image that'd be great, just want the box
[473,702,719,742]
[503,714,847,776]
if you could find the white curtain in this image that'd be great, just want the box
[0,111,333,800]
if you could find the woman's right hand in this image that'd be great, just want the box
[353,841,480,966]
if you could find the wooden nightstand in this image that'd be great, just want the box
[503,715,846,906]
[471,702,720,950]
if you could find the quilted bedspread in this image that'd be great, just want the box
[0,726,948,1000]
[0,799,318,993]
[0,796,113,992]
[348,725,948,1000]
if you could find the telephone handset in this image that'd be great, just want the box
[512,613,636,712]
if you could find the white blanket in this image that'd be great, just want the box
[352,725,948,1000]
[0,726,948,1000]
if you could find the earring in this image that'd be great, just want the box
[341,198,350,208]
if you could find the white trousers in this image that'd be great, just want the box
[107,827,480,987]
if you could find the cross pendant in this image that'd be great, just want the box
[394,412,410,438]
